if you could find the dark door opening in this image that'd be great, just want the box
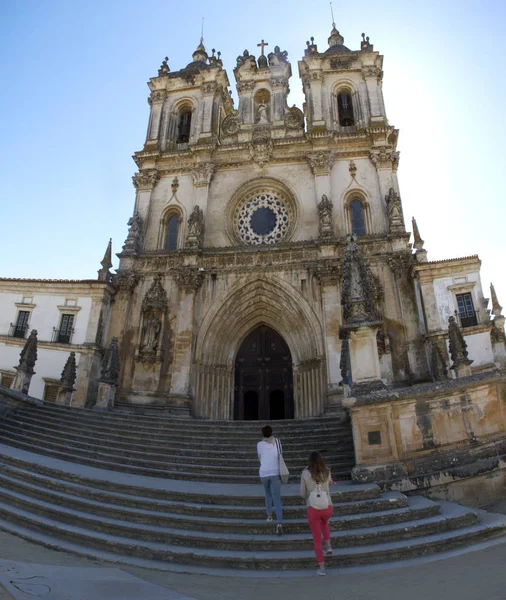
[234,326,294,421]
[244,391,259,421]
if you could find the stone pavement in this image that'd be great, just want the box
[0,522,505,600]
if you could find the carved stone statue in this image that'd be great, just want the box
[186,205,205,248]
[122,211,143,254]
[448,316,472,368]
[257,102,269,124]
[318,194,334,238]
[99,337,120,386]
[141,314,161,354]
[385,188,405,233]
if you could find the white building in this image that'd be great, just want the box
[0,276,114,406]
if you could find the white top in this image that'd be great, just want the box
[257,438,280,478]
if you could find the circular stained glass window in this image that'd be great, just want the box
[235,191,291,245]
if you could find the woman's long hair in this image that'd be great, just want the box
[307,451,329,483]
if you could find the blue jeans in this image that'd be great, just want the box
[261,476,283,523]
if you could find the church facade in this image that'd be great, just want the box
[101,26,506,421]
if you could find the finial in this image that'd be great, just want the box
[411,217,424,250]
[201,17,204,43]
[211,48,215,57]
[158,56,170,76]
[98,238,112,281]
[257,39,269,56]
[330,1,335,27]
[362,33,365,41]
[491,283,503,316]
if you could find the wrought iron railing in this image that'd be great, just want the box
[51,328,74,344]
[8,323,28,339]
[454,309,478,329]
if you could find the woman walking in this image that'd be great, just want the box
[300,451,333,575]
[257,425,283,535]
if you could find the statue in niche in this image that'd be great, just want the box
[123,210,143,253]
[141,313,161,354]
[318,194,334,238]
[186,205,205,248]
[385,187,404,233]
[257,102,269,124]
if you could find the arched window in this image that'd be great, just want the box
[177,108,192,143]
[350,199,366,236]
[165,214,180,250]
[337,91,355,127]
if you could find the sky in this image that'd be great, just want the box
[1,0,505,307]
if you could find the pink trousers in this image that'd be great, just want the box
[307,505,333,564]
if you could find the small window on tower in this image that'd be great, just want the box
[337,91,355,126]
[350,199,366,236]
[177,108,192,143]
[165,214,180,250]
[456,293,478,328]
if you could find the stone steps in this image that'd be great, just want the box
[0,405,504,574]
[6,406,352,444]
[0,418,354,462]
[0,404,355,482]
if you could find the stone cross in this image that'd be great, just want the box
[257,39,269,55]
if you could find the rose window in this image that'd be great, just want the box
[235,191,292,245]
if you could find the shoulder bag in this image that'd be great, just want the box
[275,438,290,484]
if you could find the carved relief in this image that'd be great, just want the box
[385,188,405,234]
[173,267,205,292]
[185,205,205,249]
[150,90,167,104]
[284,106,304,130]
[138,276,167,363]
[317,194,334,238]
[306,152,335,176]
[388,252,412,278]
[330,57,355,70]
[114,271,139,293]
[249,138,273,167]
[369,149,400,171]
[192,163,214,187]
[122,211,143,254]
[310,261,342,285]
[222,113,240,136]
[132,170,160,190]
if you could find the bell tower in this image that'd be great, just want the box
[299,25,388,133]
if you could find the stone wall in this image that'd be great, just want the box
[346,371,506,504]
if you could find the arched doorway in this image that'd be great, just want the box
[234,326,294,420]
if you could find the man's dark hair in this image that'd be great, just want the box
[262,425,273,438]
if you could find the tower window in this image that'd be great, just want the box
[350,199,366,236]
[456,293,478,328]
[165,214,180,250]
[337,91,355,126]
[177,109,192,143]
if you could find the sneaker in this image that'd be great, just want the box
[317,566,326,576]
[324,542,333,556]
[266,516,273,522]
[276,523,283,536]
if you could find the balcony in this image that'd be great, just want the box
[51,328,75,344]
[8,323,28,339]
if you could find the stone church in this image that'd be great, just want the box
[100,25,506,424]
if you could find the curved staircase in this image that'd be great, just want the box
[0,402,504,575]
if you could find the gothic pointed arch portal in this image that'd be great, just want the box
[193,277,326,420]
[234,326,294,421]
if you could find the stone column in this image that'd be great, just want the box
[306,152,334,219]
[169,267,204,406]
[10,330,38,395]
[312,262,343,411]
[145,90,167,149]
[340,236,384,392]
[348,326,382,384]
[191,163,214,220]
[199,83,217,140]
[308,72,324,127]
[131,170,160,246]
[362,66,383,122]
